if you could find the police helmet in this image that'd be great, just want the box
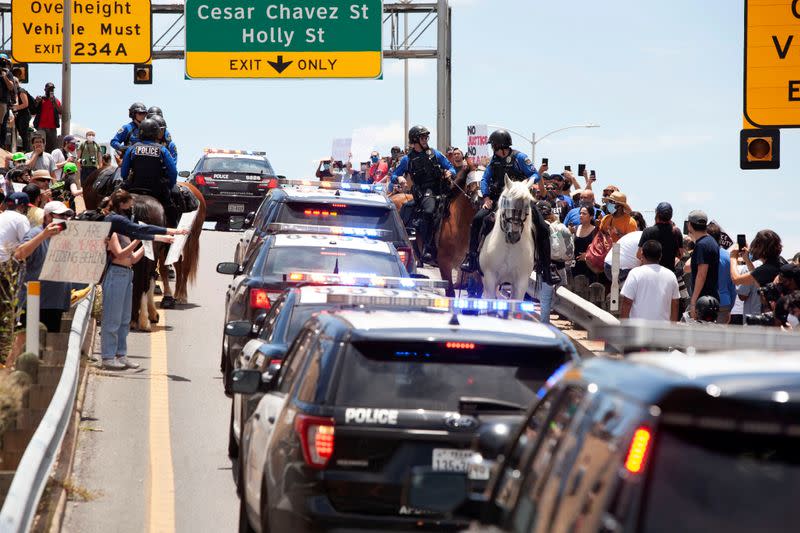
[408,125,431,144]
[695,295,720,322]
[138,118,160,141]
[63,162,78,175]
[151,115,167,136]
[147,106,163,118]
[488,129,513,151]
[128,102,147,119]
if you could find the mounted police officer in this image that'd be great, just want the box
[150,114,178,163]
[120,118,178,226]
[147,106,177,157]
[390,125,456,264]
[460,129,539,272]
[111,102,148,156]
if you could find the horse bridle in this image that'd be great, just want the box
[499,197,528,244]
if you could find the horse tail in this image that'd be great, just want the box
[179,182,206,285]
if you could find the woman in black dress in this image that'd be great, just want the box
[571,205,597,282]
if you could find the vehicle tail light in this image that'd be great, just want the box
[446,342,476,350]
[624,426,652,474]
[294,414,335,469]
[194,174,216,187]
[258,178,278,189]
[249,288,277,309]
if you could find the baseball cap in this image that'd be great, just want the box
[43,201,74,217]
[535,200,553,217]
[31,169,53,181]
[11,152,26,162]
[687,209,708,227]
[6,192,29,207]
[63,135,76,144]
[655,202,673,219]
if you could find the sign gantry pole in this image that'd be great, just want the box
[61,0,71,137]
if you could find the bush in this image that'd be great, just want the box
[0,260,23,364]
[0,371,26,435]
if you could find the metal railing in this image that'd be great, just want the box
[0,287,95,533]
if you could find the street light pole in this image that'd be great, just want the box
[487,123,599,164]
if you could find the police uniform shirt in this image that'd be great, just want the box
[480,152,539,197]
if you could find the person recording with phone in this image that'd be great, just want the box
[33,83,61,152]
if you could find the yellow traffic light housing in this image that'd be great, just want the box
[740,128,779,170]
[133,63,152,85]
[11,63,28,84]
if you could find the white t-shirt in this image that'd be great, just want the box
[621,263,680,321]
[51,148,75,182]
[604,230,643,270]
[0,209,31,262]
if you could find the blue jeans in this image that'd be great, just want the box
[535,281,555,325]
[101,265,133,360]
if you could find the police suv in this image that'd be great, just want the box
[181,149,279,228]
[232,296,579,533]
[235,180,416,272]
[406,321,800,533]
[216,233,410,394]
[224,278,448,461]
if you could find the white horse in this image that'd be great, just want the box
[479,176,536,300]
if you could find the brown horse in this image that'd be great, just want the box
[129,194,164,331]
[436,173,481,296]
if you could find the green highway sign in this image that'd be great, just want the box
[185,1,383,79]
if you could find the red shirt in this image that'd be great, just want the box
[38,98,61,129]
[367,160,388,183]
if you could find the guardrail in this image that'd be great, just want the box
[0,287,95,533]
[550,285,621,353]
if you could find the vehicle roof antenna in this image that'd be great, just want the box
[333,257,339,274]
[449,312,460,326]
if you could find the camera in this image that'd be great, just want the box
[744,312,776,326]
[758,282,785,305]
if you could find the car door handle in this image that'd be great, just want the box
[267,416,275,424]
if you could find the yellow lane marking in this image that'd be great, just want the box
[149,319,175,533]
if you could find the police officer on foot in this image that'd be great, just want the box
[460,129,539,273]
[119,118,179,227]
[390,125,456,264]
[111,102,148,156]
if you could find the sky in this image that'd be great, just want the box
[14,0,800,254]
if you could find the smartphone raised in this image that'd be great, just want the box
[683,220,689,235]
[590,170,596,181]
[56,221,67,231]
[578,163,586,176]
[564,165,572,172]
[542,157,549,166]
[737,234,747,248]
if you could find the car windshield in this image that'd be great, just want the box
[277,202,399,240]
[334,341,567,411]
[261,247,404,278]
[283,305,327,343]
[643,425,800,533]
[196,156,275,175]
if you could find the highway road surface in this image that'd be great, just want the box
[63,230,241,533]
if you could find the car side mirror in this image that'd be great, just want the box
[242,211,256,230]
[404,467,468,514]
[277,175,286,180]
[178,170,190,178]
[225,320,252,337]
[216,262,241,275]
[231,369,262,395]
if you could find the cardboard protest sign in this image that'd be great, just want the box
[40,220,111,284]
[466,124,489,165]
[165,210,198,266]
[331,138,352,164]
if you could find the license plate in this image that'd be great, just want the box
[467,461,491,481]
[432,448,473,473]
[228,204,245,213]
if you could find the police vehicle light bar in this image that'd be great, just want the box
[279,179,385,194]
[203,148,266,156]
[266,223,390,238]
[282,272,448,290]
[323,293,540,317]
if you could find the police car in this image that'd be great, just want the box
[217,233,410,395]
[180,149,280,228]
[406,321,800,533]
[223,278,448,461]
[234,180,416,272]
[231,296,579,533]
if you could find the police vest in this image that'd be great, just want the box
[128,143,167,192]
[407,149,442,191]
[489,150,526,187]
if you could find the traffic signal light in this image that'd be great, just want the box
[740,128,779,170]
[133,63,152,85]
[11,63,28,83]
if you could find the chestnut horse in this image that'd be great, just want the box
[129,194,164,331]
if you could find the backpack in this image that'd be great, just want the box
[93,168,123,197]
[548,222,569,262]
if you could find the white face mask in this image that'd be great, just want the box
[86,135,95,142]
[787,314,799,329]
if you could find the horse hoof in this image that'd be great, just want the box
[160,296,176,309]
[154,284,163,296]
[150,313,160,324]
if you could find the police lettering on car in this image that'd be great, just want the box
[344,407,399,425]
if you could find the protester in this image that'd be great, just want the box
[29,169,54,203]
[638,202,683,275]
[78,130,101,186]
[33,83,61,151]
[539,200,573,287]
[631,211,647,231]
[13,80,33,152]
[598,191,637,243]
[564,189,602,227]
[366,151,389,184]
[22,183,44,227]
[685,210,719,319]
[0,54,15,150]
[603,230,643,284]
[0,192,30,262]
[600,185,620,214]
[706,222,736,324]
[13,202,72,333]
[26,132,55,179]
[729,229,785,292]
[729,256,761,325]
[571,205,598,282]
[52,135,78,182]
[60,162,82,211]
[620,240,680,321]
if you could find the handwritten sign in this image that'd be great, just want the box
[466,124,489,166]
[139,223,155,261]
[40,221,111,284]
[165,210,198,266]
[331,138,352,164]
